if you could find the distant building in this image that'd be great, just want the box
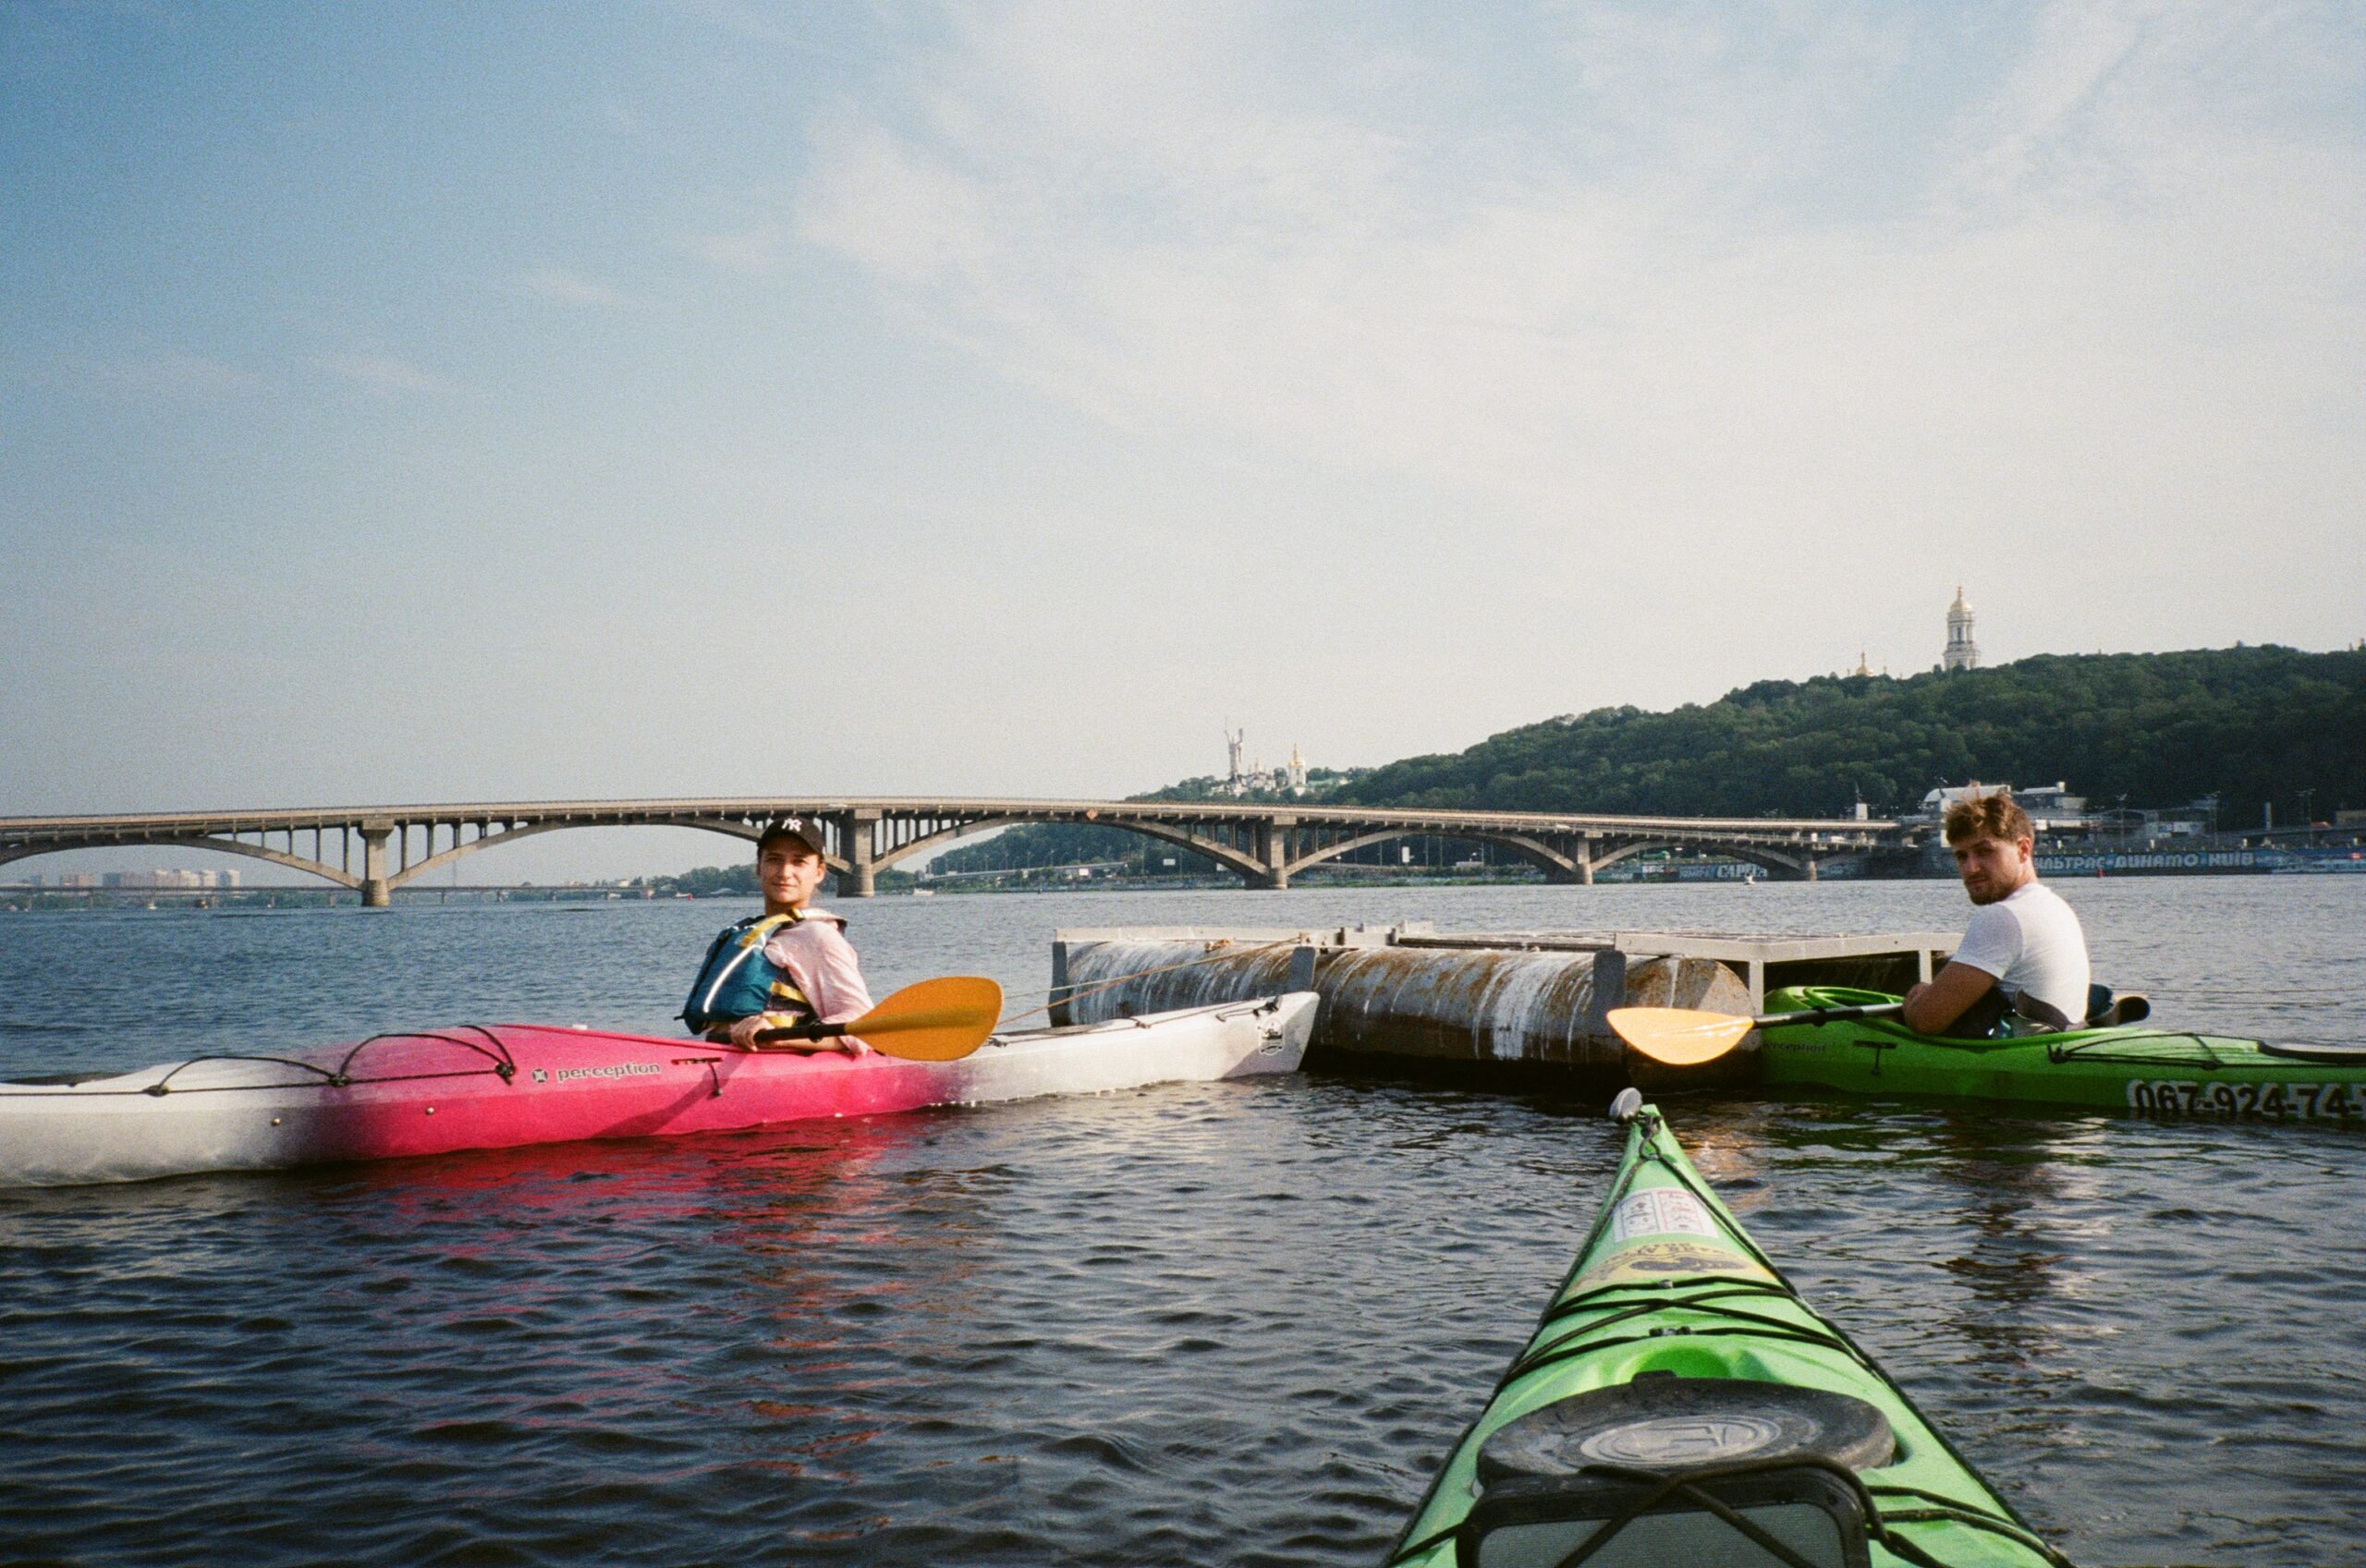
[1942,587,1979,672]
[1917,782,2090,833]
[1221,726,1311,797]
[94,868,241,890]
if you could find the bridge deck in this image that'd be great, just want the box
[3,796,1913,904]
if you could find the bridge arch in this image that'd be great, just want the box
[872,816,1268,884]
[1590,838,1818,881]
[0,834,365,890]
[869,816,1031,874]
[1100,821,1268,881]
[1279,827,1588,882]
[382,816,834,890]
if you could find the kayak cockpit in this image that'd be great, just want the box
[1460,1373,1891,1567]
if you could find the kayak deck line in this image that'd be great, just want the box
[1383,1095,2074,1568]
[0,1025,528,1098]
[1505,1281,1861,1384]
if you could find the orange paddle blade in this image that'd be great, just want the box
[848,976,1005,1061]
[1606,1007,1755,1066]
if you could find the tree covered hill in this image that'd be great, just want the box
[1328,645,2364,822]
[914,644,2360,877]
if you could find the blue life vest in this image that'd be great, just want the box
[680,910,841,1035]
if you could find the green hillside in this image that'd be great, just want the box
[912,645,2361,877]
[1330,645,2364,822]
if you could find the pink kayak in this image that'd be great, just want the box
[0,994,1317,1187]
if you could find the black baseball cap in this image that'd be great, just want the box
[757,817,829,858]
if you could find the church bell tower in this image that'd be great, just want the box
[1942,587,1979,672]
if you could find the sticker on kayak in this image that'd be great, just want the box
[2128,1079,2366,1119]
[537,1062,665,1084]
[1570,1239,1770,1294]
[1610,1187,1719,1243]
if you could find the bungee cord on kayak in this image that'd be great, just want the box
[0,1026,525,1098]
[1505,1283,1860,1385]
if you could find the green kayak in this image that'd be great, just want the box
[1760,986,2366,1123]
[1384,1092,2068,1568]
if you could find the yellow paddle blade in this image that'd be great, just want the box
[1606,1007,1755,1067]
[848,976,1005,1062]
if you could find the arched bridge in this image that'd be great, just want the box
[0,796,1907,906]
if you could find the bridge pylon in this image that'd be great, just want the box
[835,808,881,898]
[360,822,394,908]
[1250,818,1293,891]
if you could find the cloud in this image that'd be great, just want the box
[790,0,2366,561]
[316,353,466,396]
[516,267,644,309]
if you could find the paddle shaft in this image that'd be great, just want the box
[753,1021,854,1044]
[1757,1001,1906,1027]
[733,977,1006,1062]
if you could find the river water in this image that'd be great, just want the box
[1,876,2360,1565]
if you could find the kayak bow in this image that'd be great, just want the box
[1384,1091,2070,1568]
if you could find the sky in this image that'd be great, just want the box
[4,1,2361,881]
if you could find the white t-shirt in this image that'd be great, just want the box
[1952,881,2092,1028]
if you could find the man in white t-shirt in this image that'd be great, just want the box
[1903,786,2092,1037]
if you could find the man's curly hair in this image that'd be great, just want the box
[1943,784,2033,845]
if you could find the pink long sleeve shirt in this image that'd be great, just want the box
[760,912,875,1029]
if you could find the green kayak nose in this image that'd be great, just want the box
[1384,1093,2071,1568]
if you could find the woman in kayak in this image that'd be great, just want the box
[1903,786,2091,1037]
[681,818,876,1052]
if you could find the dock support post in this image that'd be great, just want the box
[1582,949,1628,1038]
[1049,941,1073,1026]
